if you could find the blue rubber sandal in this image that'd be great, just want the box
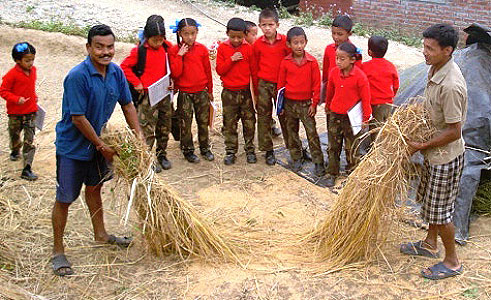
[421,262,463,280]
[400,241,440,258]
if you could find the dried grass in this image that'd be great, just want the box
[103,128,241,263]
[306,99,435,268]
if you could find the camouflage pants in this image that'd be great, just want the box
[327,112,356,175]
[137,93,172,157]
[369,103,392,143]
[222,88,256,154]
[284,99,324,164]
[8,113,36,167]
[177,90,210,154]
[256,79,289,151]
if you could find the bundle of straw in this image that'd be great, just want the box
[103,129,239,262]
[308,100,435,267]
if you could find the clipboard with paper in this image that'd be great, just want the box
[35,104,46,131]
[148,54,173,107]
[347,101,365,135]
[275,87,286,116]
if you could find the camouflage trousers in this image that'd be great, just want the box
[177,90,210,154]
[327,112,356,175]
[222,88,256,154]
[137,93,172,157]
[8,113,36,167]
[256,79,289,151]
[284,99,324,164]
[369,103,392,143]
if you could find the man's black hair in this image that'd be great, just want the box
[176,18,198,45]
[245,20,256,32]
[12,42,36,61]
[144,15,166,39]
[286,27,307,42]
[338,42,357,58]
[368,35,388,58]
[87,24,115,44]
[423,23,459,52]
[227,17,247,33]
[259,8,279,23]
[332,15,353,32]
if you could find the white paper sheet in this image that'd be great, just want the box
[347,101,364,135]
[35,104,46,131]
[147,54,173,107]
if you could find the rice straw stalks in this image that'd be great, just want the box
[307,99,435,268]
[103,128,240,263]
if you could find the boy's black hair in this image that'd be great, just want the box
[332,15,353,33]
[338,42,357,58]
[87,24,115,45]
[423,23,458,53]
[227,18,246,33]
[368,35,388,58]
[176,18,198,45]
[259,8,279,23]
[144,15,166,39]
[245,20,256,32]
[286,27,307,42]
[12,42,36,61]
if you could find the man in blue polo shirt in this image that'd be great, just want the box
[52,24,143,276]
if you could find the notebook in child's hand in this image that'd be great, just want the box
[347,101,364,135]
[276,87,286,116]
[35,105,46,131]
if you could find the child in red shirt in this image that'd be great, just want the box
[168,18,214,163]
[325,42,371,187]
[0,42,38,180]
[252,8,291,165]
[121,15,173,172]
[362,35,399,142]
[278,27,325,176]
[217,18,257,165]
[321,15,362,104]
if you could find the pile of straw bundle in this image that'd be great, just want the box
[309,100,435,267]
[103,129,239,262]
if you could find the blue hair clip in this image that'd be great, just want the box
[356,47,363,55]
[15,43,28,53]
[195,21,202,28]
[170,20,180,33]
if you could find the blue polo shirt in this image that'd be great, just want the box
[55,56,132,161]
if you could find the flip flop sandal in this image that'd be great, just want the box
[421,262,463,280]
[107,234,133,248]
[52,254,74,277]
[400,240,440,258]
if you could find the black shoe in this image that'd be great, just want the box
[326,175,336,187]
[246,152,257,164]
[184,153,200,163]
[159,156,172,170]
[265,150,276,166]
[21,165,38,181]
[272,125,282,137]
[201,150,215,161]
[291,159,303,172]
[314,163,326,177]
[153,162,162,173]
[302,148,312,162]
[10,151,20,161]
[224,154,236,165]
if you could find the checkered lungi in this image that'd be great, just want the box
[417,154,464,225]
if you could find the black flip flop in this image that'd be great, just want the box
[52,254,74,277]
[421,262,463,280]
[400,240,440,258]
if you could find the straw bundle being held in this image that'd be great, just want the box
[309,100,435,268]
[103,129,240,262]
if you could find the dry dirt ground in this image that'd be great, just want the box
[0,19,490,300]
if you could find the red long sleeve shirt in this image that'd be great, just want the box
[252,34,291,90]
[325,66,372,122]
[120,41,172,89]
[322,41,362,84]
[277,52,321,106]
[168,42,213,93]
[0,65,38,115]
[361,58,400,105]
[216,40,254,90]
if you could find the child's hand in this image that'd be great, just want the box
[178,44,189,56]
[231,52,243,62]
[308,105,317,117]
[168,80,174,91]
[208,92,214,102]
[18,97,29,105]
[362,122,369,131]
[134,84,144,94]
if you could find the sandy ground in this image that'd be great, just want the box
[0,16,490,300]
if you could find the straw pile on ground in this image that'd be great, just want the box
[308,100,435,268]
[103,128,240,262]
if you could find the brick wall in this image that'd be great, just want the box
[300,0,490,34]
